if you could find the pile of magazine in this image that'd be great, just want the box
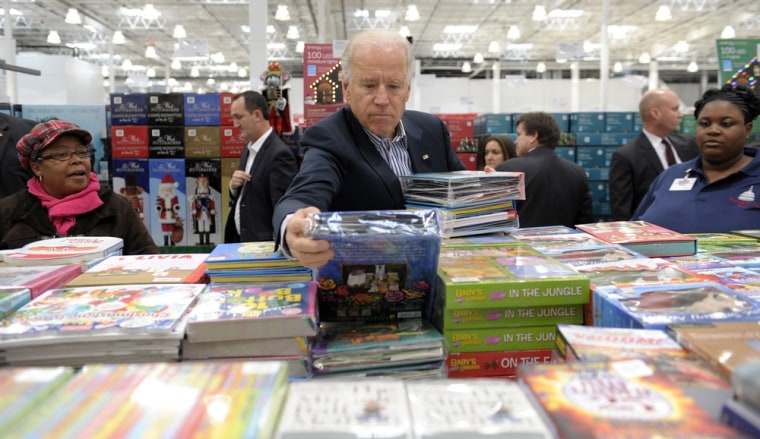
[203,241,313,283]
[399,171,525,237]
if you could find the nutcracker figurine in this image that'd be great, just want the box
[260,61,294,135]
[191,175,216,245]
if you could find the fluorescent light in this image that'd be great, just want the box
[639,52,651,63]
[613,62,623,73]
[146,67,156,78]
[721,25,736,39]
[433,43,462,51]
[286,25,299,39]
[487,41,500,53]
[267,43,285,50]
[444,25,477,34]
[145,43,158,59]
[173,25,186,39]
[405,5,420,21]
[46,30,61,44]
[354,9,369,18]
[295,41,304,53]
[171,59,182,70]
[190,66,200,77]
[547,9,583,18]
[674,40,689,53]
[275,4,290,21]
[65,8,81,24]
[507,25,520,40]
[142,4,162,21]
[536,62,546,73]
[238,68,247,78]
[687,61,699,72]
[655,5,671,21]
[112,31,125,45]
[473,52,484,64]
[375,10,391,18]
[532,5,546,21]
[398,26,411,38]
[461,61,472,73]
[101,65,109,77]
[266,25,276,34]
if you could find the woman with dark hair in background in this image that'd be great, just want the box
[482,136,516,169]
[633,84,760,233]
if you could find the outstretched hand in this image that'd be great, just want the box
[285,206,334,268]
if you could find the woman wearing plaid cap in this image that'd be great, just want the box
[0,120,159,254]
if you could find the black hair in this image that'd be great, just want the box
[693,84,760,124]
[515,112,561,148]
[232,90,269,120]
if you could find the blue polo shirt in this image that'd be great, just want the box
[633,147,760,233]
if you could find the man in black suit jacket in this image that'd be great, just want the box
[224,91,298,243]
[273,29,465,267]
[496,112,594,228]
[0,113,36,199]
[608,88,698,220]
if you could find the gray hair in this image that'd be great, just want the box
[340,30,414,84]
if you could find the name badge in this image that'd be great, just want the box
[669,177,696,191]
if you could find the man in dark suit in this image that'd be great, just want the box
[224,91,298,243]
[608,88,698,220]
[0,113,36,198]
[273,29,465,267]
[496,112,594,228]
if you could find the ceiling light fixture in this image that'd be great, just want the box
[613,62,623,73]
[674,40,689,53]
[443,25,477,34]
[473,52,484,64]
[461,61,472,73]
[487,41,500,54]
[101,65,109,77]
[65,8,82,24]
[121,59,133,69]
[375,10,391,18]
[639,52,651,63]
[146,67,156,78]
[173,25,186,39]
[171,59,182,70]
[398,26,411,38]
[190,66,200,77]
[405,5,420,22]
[687,61,699,72]
[295,41,304,53]
[721,25,736,39]
[275,4,290,21]
[655,5,671,21]
[112,31,125,45]
[238,68,247,78]
[142,4,161,21]
[145,42,158,59]
[536,62,546,73]
[46,30,61,44]
[532,5,546,21]
[286,25,299,39]
[507,25,521,40]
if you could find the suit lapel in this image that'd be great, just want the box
[346,110,401,198]
[639,134,664,172]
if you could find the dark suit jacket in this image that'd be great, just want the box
[272,107,465,239]
[224,130,298,243]
[608,132,698,220]
[496,146,594,228]
[0,114,36,199]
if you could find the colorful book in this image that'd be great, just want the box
[445,325,558,354]
[66,253,208,287]
[406,380,554,438]
[594,281,760,330]
[721,397,760,438]
[398,170,525,207]
[539,244,644,267]
[573,257,706,288]
[310,319,445,375]
[0,366,75,433]
[667,321,760,381]
[732,230,760,240]
[0,283,205,347]
[690,232,758,252]
[446,350,556,378]
[509,232,611,253]
[2,236,123,267]
[181,336,309,360]
[508,225,582,238]
[555,324,688,362]
[731,360,760,415]
[13,361,289,439]
[185,281,318,343]
[432,303,584,331]
[437,244,589,309]
[694,266,760,298]
[306,210,444,322]
[663,253,735,271]
[575,220,697,257]
[0,264,82,298]
[275,380,413,439]
[0,288,31,320]
[518,358,742,438]
[204,241,304,269]
[704,249,760,270]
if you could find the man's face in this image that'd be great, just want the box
[514,122,535,157]
[343,44,410,139]
[656,91,683,134]
[230,97,258,142]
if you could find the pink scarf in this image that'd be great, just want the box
[27,172,104,236]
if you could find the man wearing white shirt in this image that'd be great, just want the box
[224,91,298,243]
[608,88,699,220]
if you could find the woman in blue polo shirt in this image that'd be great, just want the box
[633,84,760,233]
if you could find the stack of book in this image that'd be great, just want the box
[1,236,124,268]
[0,288,32,321]
[204,241,313,283]
[399,170,524,237]
[309,319,446,379]
[0,283,205,366]
[12,361,289,438]
[434,243,589,378]
[575,220,697,258]
[182,281,318,378]
[0,264,82,299]
[0,366,75,433]
[66,253,209,287]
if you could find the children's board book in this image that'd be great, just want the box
[517,358,743,438]
[573,257,706,288]
[575,220,697,257]
[432,303,584,331]
[305,210,444,323]
[703,249,760,270]
[2,236,124,267]
[406,380,554,438]
[694,266,760,299]
[184,281,318,343]
[689,232,759,252]
[310,319,445,375]
[0,366,75,433]
[275,380,413,439]
[446,349,556,378]
[509,231,611,253]
[663,253,735,271]
[539,244,644,268]
[204,241,304,269]
[66,253,208,287]
[0,283,206,347]
[437,244,589,309]
[666,321,760,381]
[0,264,82,299]
[593,281,760,330]
[398,170,526,207]
[12,360,289,439]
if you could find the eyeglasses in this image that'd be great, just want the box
[35,147,94,162]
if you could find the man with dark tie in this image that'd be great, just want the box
[272,29,465,267]
[608,88,699,220]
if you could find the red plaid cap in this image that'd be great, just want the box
[16,120,92,170]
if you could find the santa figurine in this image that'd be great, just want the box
[156,174,181,246]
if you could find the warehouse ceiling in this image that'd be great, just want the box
[3,0,757,92]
